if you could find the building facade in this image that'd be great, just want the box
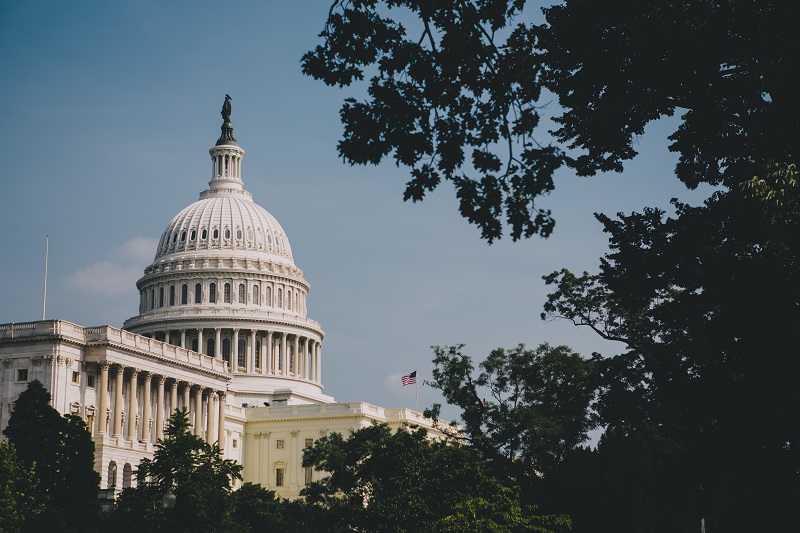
[0,98,438,499]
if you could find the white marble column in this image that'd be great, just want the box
[280,332,287,376]
[218,392,226,450]
[248,330,256,373]
[194,387,203,437]
[233,329,240,370]
[141,372,152,443]
[197,329,204,354]
[215,328,222,359]
[155,375,165,440]
[127,369,139,441]
[205,391,215,444]
[265,331,273,375]
[170,380,178,418]
[112,365,124,437]
[97,361,110,434]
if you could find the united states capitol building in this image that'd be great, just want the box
[0,98,437,499]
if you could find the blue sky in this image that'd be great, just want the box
[0,1,714,421]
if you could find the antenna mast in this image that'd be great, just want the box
[42,235,49,320]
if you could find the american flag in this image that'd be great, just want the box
[401,371,417,386]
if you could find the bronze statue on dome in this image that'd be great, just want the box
[221,94,232,121]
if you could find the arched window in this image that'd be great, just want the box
[294,291,298,312]
[169,285,175,306]
[195,283,202,303]
[253,285,260,305]
[209,283,217,303]
[212,228,219,239]
[159,287,164,307]
[150,289,154,310]
[239,284,245,303]
[222,338,231,363]
[224,228,231,240]
[224,283,232,303]
[255,340,261,369]
[266,286,271,306]
[190,229,197,241]
[201,228,208,240]
[277,288,282,308]
[108,461,118,488]
[287,291,292,310]
[237,339,245,367]
[191,338,198,352]
[123,463,133,488]
[181,284,188,305]
[206,338,215,357]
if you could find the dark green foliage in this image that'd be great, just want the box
[305,1,799,241]
[0,440,44,532]
[425,343,595,486]
[2,379,99,532]
[541,186,800,531]
[229,483,296,533]
[300,423,570,532]
[113,408,243,533]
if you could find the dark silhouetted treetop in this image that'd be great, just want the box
[304,1,799,241]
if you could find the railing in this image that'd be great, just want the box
[0,320,227,374]
[123,307,322,332]
[236,402,433,426]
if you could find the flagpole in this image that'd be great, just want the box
[415,371,418,412]
[42,235,49,320]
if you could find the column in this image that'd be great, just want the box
[97,361,110,434]
[280,332,287,376]
[249,330,257,373]
[205,391,215,444]
[112,365,124,437]
[180,329,186,348]
[301,338,307,380]
[155,375,166,440]
[218,392,226,450]
[317,343,322,383]
[183,382,191,412]
[164,330,170,345]
[293,335,299,377]
[265,331,273,375]
[127,369,139,441]
[170,380,178,418]
[215,328,222,359]
[194,387,203,437]
[197,329,204,354]
[142,372,152,443]
[232,329,240,370]
[309,342,316,383]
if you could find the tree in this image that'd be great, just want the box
[114,408,242,533]
[541,186,800,530]
[424,343,595,488]
[301,423,569,532]
[2,379,99,531]
[303,1,799,241]
[0,440,43,533]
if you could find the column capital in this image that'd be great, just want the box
[155,374,166,385]
[141,371,152,382]
[129,368,141,378]
[98,360,111,370]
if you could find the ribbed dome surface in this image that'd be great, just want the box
[155,192,294,263]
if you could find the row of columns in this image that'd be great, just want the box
[96,361,226,449]
[141,281,306,315]
[153,329,322,383]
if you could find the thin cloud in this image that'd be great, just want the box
[64,261,142,296]
[115,236,159,263]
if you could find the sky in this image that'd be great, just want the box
[0,1,715,422]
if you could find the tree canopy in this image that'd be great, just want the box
[303,0,799,241]
[2,379,99,532]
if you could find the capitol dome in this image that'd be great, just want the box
[123,96,327,405]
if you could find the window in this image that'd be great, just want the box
[192,338,199,352]
[72,371,80,385]
[123,463,133,488]
[172,233,178,244]
[287,291,292,310]
[276,468,284,487]
[238,284,245,303]
[253,285,260,305]
[232,439,238,449]
[169,285,175,306]
[190,229,196,241]
[236,229,242,240]
[87,374,96,388]
[16,369,28,382]
[209,283,217,303]
[180,231,186,242]
[305,466,313,486]
[150,288,154,309]
[237,339,245,367]
[222,338,231,363]
[206,338,215,357]
[159,287,164,307]
[201,228,208,240]
[195,283,202,303]
[212,228,219,239]
[224,283,231,303]
[181,284,188,305]
[108,462,117,488]
[255,340,261,369]
[266,286,271,306]
[305,438,313,448]
[277,288,282,308]
[224,228,231,240]
[276,439,285,449]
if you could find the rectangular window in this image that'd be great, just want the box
[305,466,313,486]
[232,439,238,449]
[305,438,313,448]
[16,369,28,382]
[276,439,284,449]
[72,371,80,384]
[87,374,96,388]
[276,468,284,487]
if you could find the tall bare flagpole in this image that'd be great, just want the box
[42,235,49,320]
